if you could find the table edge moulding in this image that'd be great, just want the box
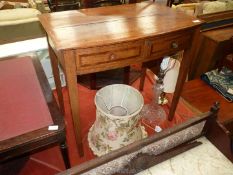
[38,1,203,156]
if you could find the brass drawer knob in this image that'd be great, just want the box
[171,42,178,49]
[109,53,116,60]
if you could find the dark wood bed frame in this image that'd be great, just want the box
[58,102,233,175]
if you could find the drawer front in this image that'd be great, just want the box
[75,40,144,74]
[147,30,193,59]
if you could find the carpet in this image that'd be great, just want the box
[54,72,196,166]
[17,72,196,175]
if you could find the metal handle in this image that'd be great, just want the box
[171,42,178,49]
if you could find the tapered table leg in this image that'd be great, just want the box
[123,66,130,85]
[63,50,84,157]
[48,43,65,114]
[168,27,200,121]
[60,142,71,169]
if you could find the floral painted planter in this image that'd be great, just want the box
[88,84,147,157]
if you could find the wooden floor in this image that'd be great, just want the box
[181,79,233,124]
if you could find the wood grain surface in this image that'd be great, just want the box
[39,2,200,50]
[39,2,202,156]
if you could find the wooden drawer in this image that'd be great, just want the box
[147,30,193,59]
[75,40,144,74]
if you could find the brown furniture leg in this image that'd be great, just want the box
[48,43,65,114]
[139,65,147,91]
[217,37,233,71]
[60,142,71,169]
[123,66,130,85]
[139,60,161,91]
[89,73,97,90]
[168,47,190,120]
[168,27,200,121]
[63,50,84,157]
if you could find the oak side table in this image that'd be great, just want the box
[39,2,202,156]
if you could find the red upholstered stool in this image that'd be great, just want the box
[0,56,70,169]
